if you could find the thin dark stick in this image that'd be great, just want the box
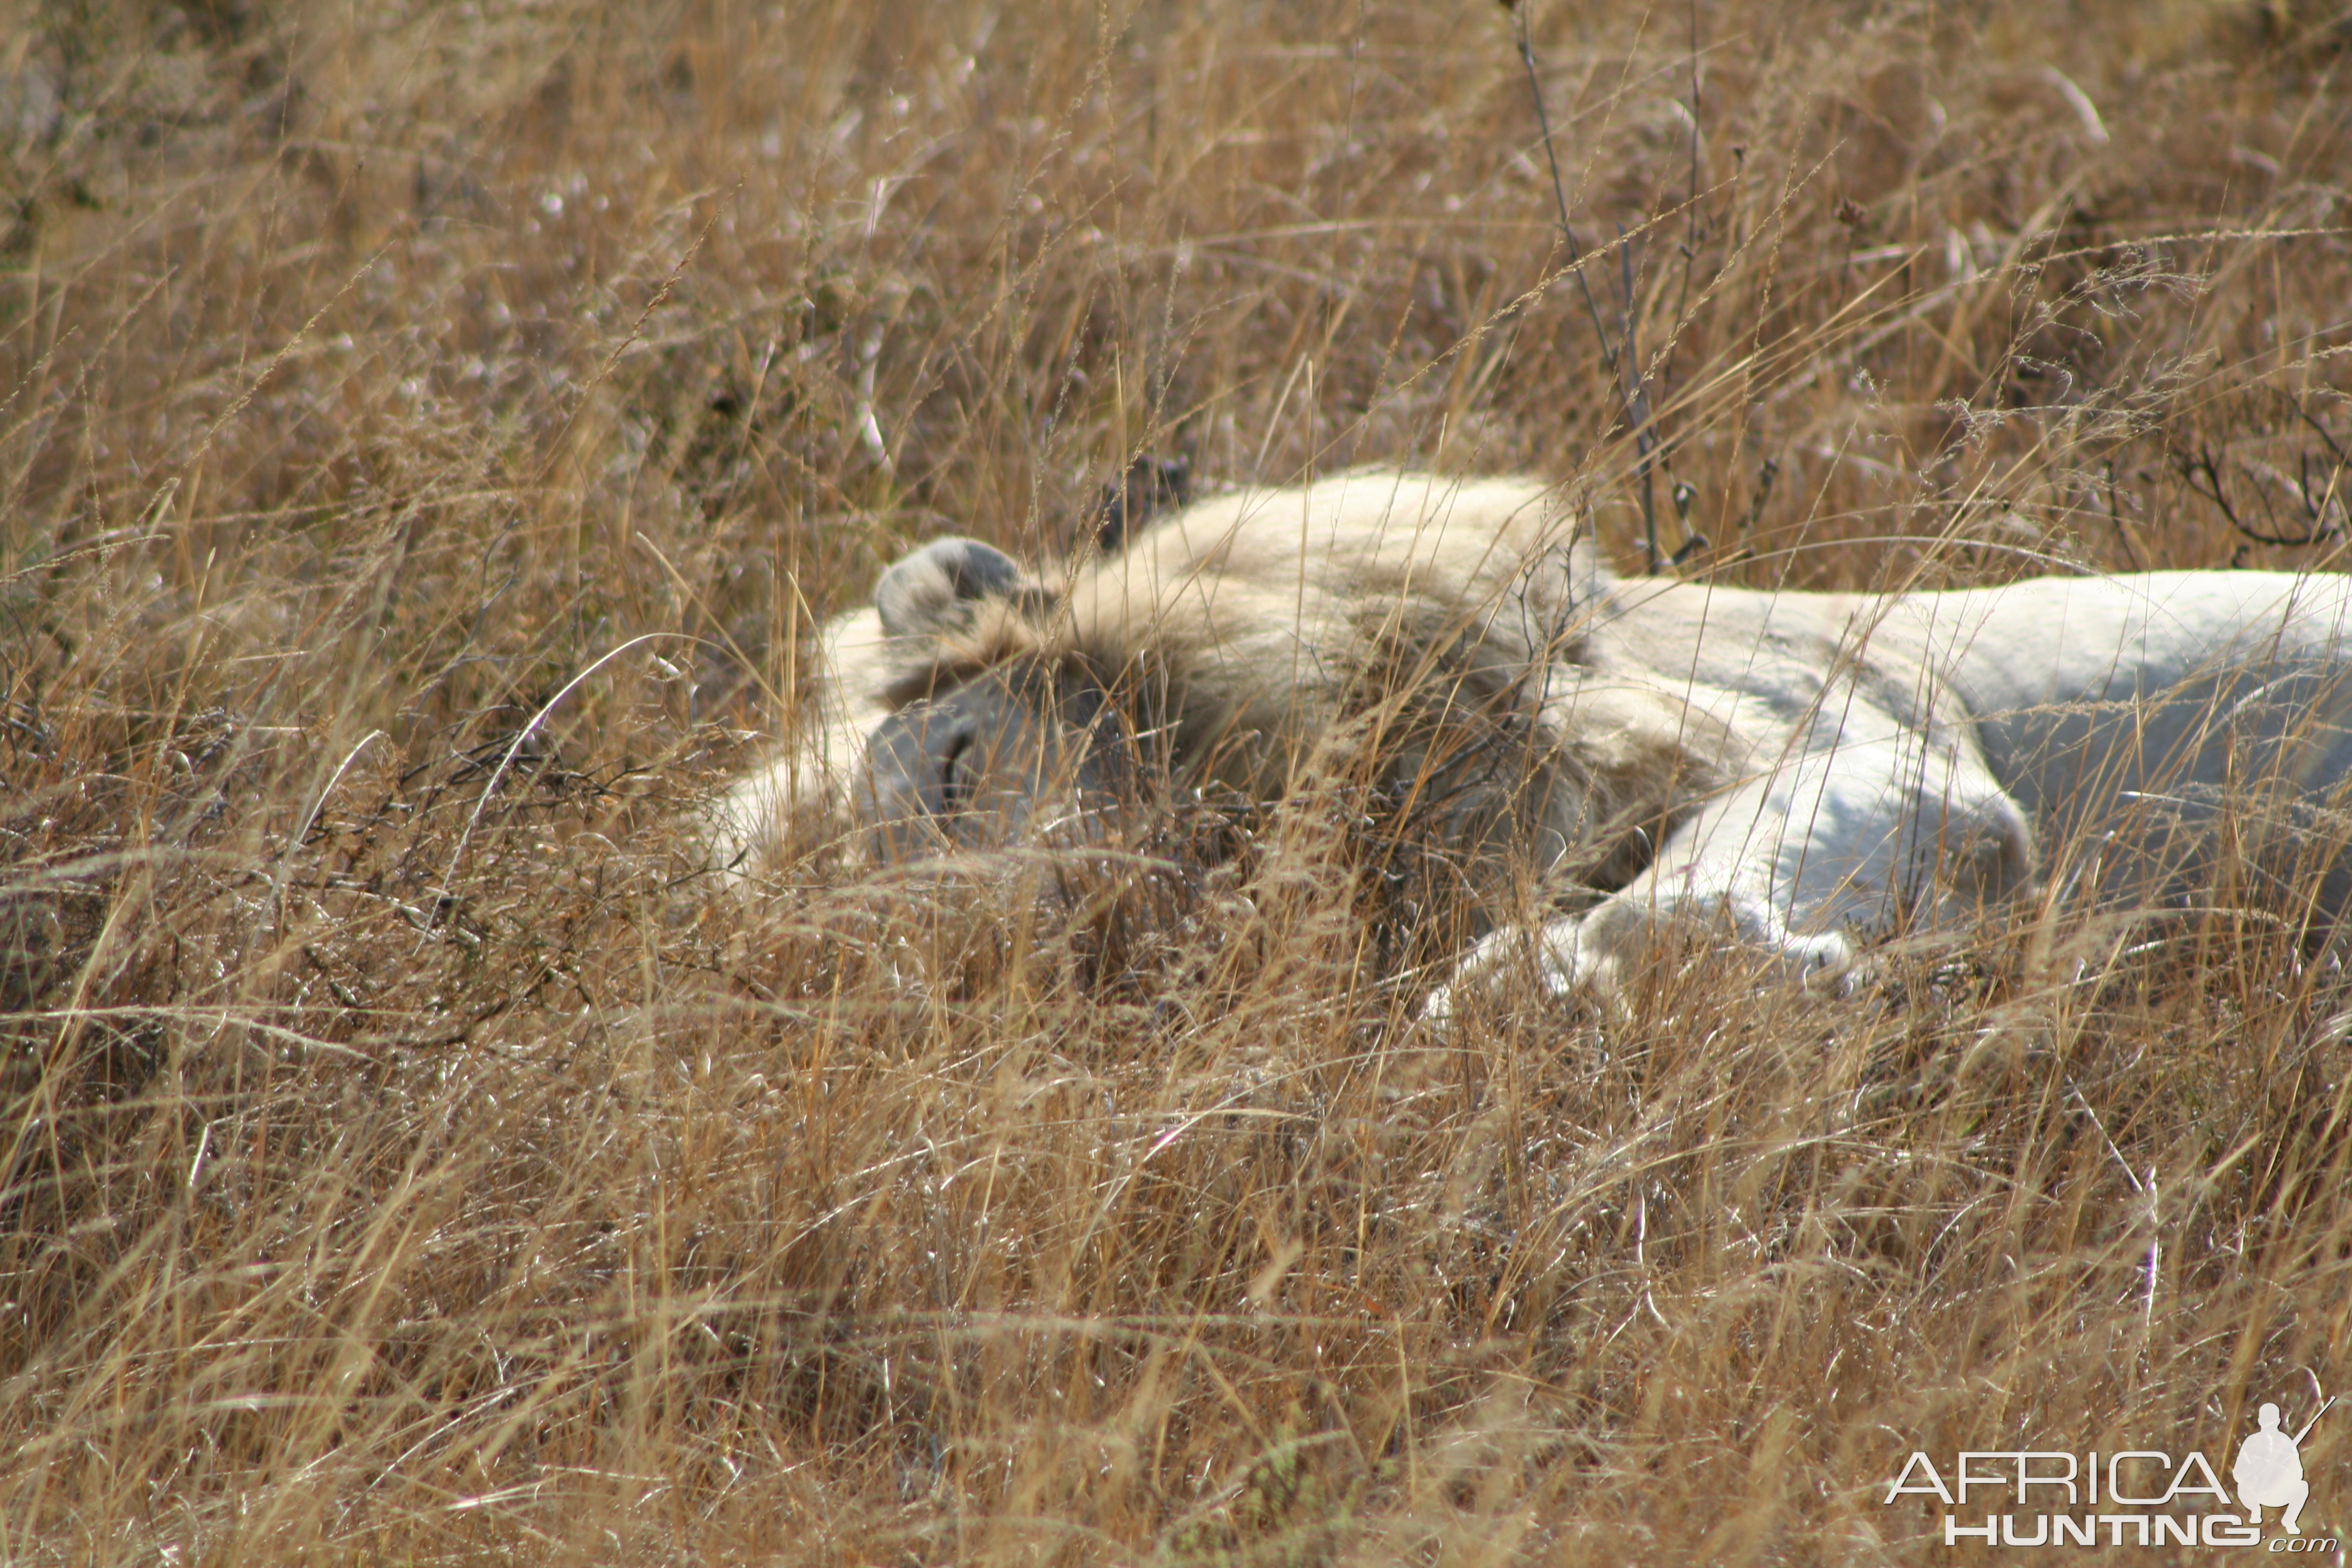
[2179,444,2331,547]
[1514,8,1618,371]
[1513,5,1660,566]
[2104,459,2144,571]
[1619,227,1661,570]
[1661,0,1704,537]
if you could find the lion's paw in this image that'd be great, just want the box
[1780,929,1860,988]
[1421,915,1599,1023]
[1421,908,1864,1022]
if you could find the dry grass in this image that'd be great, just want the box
[4,0,2352,1561]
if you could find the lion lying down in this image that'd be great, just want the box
[715,470,2352,1002]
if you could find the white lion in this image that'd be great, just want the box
[714,470,2352,1002]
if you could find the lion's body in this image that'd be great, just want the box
[719,470,2352,995]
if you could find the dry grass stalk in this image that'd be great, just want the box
[2,0,2349,1561]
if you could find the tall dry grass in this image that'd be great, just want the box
[3,0,2350,1561]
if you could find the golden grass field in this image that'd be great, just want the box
[5,0,2352,1560]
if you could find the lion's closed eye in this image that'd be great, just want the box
[936,731,973,815]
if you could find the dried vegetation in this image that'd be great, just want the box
[3,0,2351,1561]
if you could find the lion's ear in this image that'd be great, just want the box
[875,537,1032,638]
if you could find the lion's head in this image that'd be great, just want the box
[851,535,1156,861]
[823,483,1697,904]
[714,473,1714,947]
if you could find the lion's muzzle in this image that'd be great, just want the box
[858,666,1135,860]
